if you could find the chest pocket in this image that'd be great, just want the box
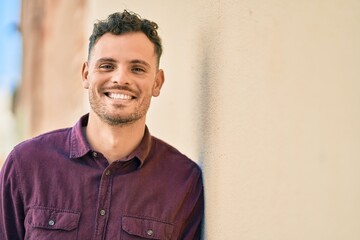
[121,216,174,240]
[25,207,80,240]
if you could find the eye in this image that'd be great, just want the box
[99,64,114,70]
[132,66,146,73]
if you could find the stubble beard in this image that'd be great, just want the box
[88,90,151,126]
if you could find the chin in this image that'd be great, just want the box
[102,114,143,126]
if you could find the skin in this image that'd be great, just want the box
[81,32,165,163]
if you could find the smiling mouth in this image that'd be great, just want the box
[106,92,134,100]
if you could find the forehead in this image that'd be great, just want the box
[90,32,157,65]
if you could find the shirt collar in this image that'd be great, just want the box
[69,114,152,166]
[69,114,92,159]
[127,126,152,167]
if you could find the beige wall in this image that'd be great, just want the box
[90,1,360,239]
[10,0,360,239]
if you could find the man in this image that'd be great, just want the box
[0,10,204,239]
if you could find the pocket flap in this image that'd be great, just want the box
[29,207,80,231]
[122,216,173,239]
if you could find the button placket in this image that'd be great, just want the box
[94,166,114,239]
[98,169,111,218]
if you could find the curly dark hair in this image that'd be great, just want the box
[88,10,162,65]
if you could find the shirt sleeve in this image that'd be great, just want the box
[0,150,25,240]
[179,168,205,240]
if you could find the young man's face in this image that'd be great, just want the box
[82,32,164,126]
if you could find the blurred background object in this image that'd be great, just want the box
[1,0,360,239]
[17,0,87,140]
[0,0,22,164]
[1,0,87,164]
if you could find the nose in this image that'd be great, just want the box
[112,68,130,85]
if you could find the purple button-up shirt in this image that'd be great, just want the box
[0,114,204,240]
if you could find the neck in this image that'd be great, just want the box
[85,112,146,163]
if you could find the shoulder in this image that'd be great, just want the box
[9,127,72,163]
[147,137,204,200]
[16,127,71,149]
[150,136,202,174]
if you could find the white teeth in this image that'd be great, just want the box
[108,93,132,100]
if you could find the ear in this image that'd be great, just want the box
[82,62,90,89]
[152,69,165,97]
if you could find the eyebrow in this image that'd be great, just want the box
[95,58,151,68]
[129,59,151,68]
[95,57,117,64]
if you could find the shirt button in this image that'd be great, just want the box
[105,170,111,176]
[100,209,106,216]
[48,220,55,226]
[147,229,154,236]
[92,152,98,158]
